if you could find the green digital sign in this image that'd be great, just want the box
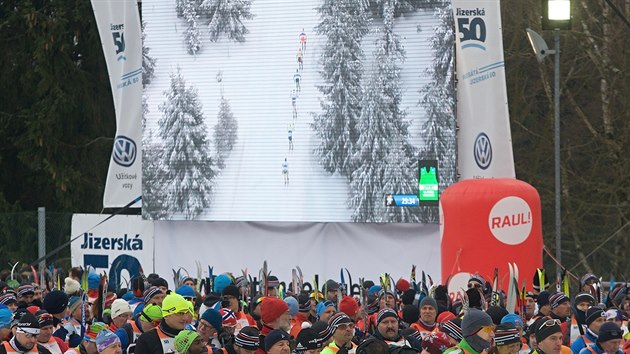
[418,160,439,205]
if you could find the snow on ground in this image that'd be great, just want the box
[143,0,441,222]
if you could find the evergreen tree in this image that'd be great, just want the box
[142,20,157,86]
[213,97,238,169]
[157,68,216,219]
[311,0,370,176]
[176,0,186,18]
[207,0,254,43]
[183,1,203,54]
[141,141,168,220]
[419,1,455,223]
[0,0,116,212]
[349,0,416,222]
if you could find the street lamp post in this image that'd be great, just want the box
[526,0,571,283]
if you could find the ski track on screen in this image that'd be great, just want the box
[143,0,437,222]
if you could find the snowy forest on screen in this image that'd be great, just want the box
[141,0,456,223]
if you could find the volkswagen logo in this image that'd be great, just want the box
[112,136,137,167]
[474,133,492,170]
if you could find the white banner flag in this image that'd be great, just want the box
[71,214,154,290]
[452,0,515,179]
[92,0,143,207]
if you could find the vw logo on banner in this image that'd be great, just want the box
[112,135,137,167]
[474,133,492,170]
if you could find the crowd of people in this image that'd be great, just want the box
[0,267,628,354]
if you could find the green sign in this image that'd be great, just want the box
[418,160,439,204]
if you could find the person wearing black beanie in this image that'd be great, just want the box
[587,322,623,354]
[532,317,563,354]
[571,307,605,354]
[1,313,52,354]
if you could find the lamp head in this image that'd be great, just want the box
[526,28,554,63]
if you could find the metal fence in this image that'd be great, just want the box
[0,209,72,283]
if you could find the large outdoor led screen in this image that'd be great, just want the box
[142,0,455,222]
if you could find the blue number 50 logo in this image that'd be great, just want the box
[458,18,487,50]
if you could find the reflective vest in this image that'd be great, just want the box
[128,320,143,342]
[2,341,39,353]
[321,341,357,354]
[156,326,176,354]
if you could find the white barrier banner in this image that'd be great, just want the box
[153,221,441,290]
[71,215,440,291]
[92,0,143,207]
[71,214,154,289]
[452,0,515,179]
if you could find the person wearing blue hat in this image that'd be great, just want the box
[501,313,528,354]
[316,301,335,323]
[0,304,12,341]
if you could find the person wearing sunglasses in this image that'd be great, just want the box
[531,318,564,354]
[444,308,495,354]
[0,312,50,354]
[134,293,193,354]
[320,313,356,354]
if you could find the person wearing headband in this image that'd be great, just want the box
[0,313,50,354]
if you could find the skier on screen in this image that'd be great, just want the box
[282,158,289,185]
[293,70,301,92]
[288,123,294,151]
[297,47,304,71]
[291,90,298,119]
[299,29,307,52]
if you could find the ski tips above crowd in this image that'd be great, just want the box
[0,266,629,354]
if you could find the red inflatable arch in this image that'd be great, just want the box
[440,178,543,302]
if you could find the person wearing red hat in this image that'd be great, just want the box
[396,279,411,294]
[337,296,366,344]
[257,297,290,354]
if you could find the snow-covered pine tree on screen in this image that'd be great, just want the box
[207,0,254,43]
[157,68,217,219]
[311,0,369,177]
[183,1,202,54]
[349,0,416,223]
